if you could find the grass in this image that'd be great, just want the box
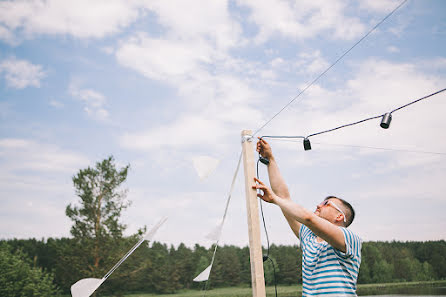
[124,285,301,297]
[123,280,446,297]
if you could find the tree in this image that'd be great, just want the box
[0,244,58,296]
[172,243,196,289]
[372,259,393,283]
[271,245,300,285]
[66,155,130,239]
[212,246,241,287]
[60,156,142,293]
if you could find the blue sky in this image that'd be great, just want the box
[1,0,445,247]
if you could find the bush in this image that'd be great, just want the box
[0,244,58,296]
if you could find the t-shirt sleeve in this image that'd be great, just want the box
[299,224,311,243]
[335,227,362,259]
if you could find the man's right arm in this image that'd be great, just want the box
[257,138,301,238]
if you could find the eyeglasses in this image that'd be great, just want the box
[320,200,347,223]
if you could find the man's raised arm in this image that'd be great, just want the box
[256,138,301,238]
[253,178,347,253]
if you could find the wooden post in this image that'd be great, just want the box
[241,130,266,297]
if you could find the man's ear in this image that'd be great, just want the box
[336,214,344,224]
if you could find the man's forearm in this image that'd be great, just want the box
[267,157,299,235]
[274,197,312,225]
[267,157,290,199]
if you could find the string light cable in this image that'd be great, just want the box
[261,87,446,151]
[256,155,278,297]
[271,138,446,156]
[252,0,409,137]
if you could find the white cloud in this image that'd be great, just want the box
[359,0,401,13]
[0,0,143,41]
[118,71,264,153]
[69,83,109,121]
[237,0,365,43]
[116,33,214,82]
[0,24,17,45]
[0,138,90,173]
[145,0,243,50]
[344,58,445,116]
[0,138,92,238]
[115,1,268,153]
[101,46,115,55]
[0,57,45,89]
[121,115,226,151]
[49,100,64,108]
[296,51,330,74]
[270,57,285,68]
[387,45,400,53]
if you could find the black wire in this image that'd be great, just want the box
[256,156,278,297]
[268,256,278,297]
[307,114,384,138]
[391,88,446,113]
[252,0,409,137]
[261,88,446,142]
[256,158,270,257]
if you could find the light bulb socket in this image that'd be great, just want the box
[380,113,392,129]
[259,156,270,165]
[303,138,311,151]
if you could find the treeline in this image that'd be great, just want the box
[1,238,445,296]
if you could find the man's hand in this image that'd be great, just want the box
[252,178,278,203]
[256,138,273,160]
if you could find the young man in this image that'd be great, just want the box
[253,138,362,296]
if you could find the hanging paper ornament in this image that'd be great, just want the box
[193,264,212,282]
[192,156,220,180]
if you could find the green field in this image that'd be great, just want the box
[123,280,446,297]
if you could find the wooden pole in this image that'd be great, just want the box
[241,130,266,297]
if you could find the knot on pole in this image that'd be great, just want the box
[242,134,253,143]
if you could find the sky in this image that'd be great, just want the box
[0,0,445,248]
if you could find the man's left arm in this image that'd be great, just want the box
[276,198,347,252]
[253,178,347,252]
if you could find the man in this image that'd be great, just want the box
[253,138,361,296]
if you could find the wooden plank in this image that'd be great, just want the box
[241,130,266,297]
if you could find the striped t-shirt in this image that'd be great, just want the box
[299,224,362,296]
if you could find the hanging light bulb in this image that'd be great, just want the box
[380,113,392,129]
[303,138,311,151]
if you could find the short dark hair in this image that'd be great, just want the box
[325,196,355,227]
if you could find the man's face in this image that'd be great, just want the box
[314,198,344,223]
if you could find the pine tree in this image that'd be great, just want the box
[58,156,142,294]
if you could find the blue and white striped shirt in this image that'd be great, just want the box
[299,225,362,296]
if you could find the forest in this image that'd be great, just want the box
[1,237,446,296]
